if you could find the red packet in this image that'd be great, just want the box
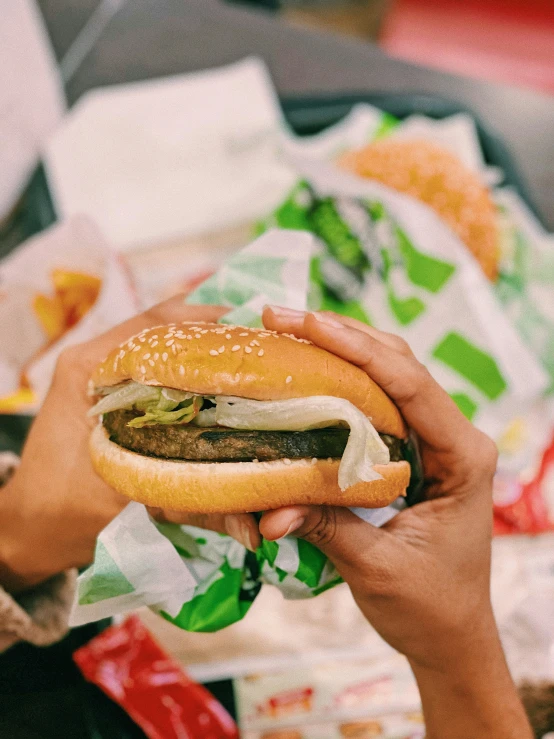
[493,435,554,536]
[73,615,239,739]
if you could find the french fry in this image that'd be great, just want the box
[33,269,102,339]
[33,293,66,341]
[0,387,36,413]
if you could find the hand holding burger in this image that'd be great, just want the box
[260,306,532,739]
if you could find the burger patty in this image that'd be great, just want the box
[103,409,405,463]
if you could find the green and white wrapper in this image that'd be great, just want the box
[71,230,393,632]
[71,102,553,633]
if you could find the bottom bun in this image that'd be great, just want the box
[90,424,410,513]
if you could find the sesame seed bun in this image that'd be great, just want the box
[90,424,411,513]
[338,139,499,280]
[91,323,406,438]
[89,322,409,512]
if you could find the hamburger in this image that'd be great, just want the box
[88,322,418,513]
[338,138,499,280]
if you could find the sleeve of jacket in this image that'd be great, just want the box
[0,452,76,652]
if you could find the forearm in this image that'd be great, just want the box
[411,621,532,739]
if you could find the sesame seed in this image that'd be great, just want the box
[244,346,252,354]
[151,335,158,339]
[133,346,140,352]
[209,350,218,356]
[162,352,168,361]
[179,366,185,376]
[311,457,317,465]
[195,334,201,339]
[327,457,333,463]
[166,339,174,346]
[258,349,264,357]
[231,345,241,352]
[151,341,158,347]
[200,329,208,334]
[283,458,292,465]
[226,334,232,340]
[113,361,118,371]
[239,332,249,337]
[194,369,200,377]
[143,353,151,359]
[140,365,146,373]
[286,376,292,384]
[187,335,192,340]
[251,340,260,347]
[253,458,259,463]
[139,337,146,342]
[99,367,104,373]
[171,344,178,354]
[218,346,225,354]
[164,333,173,339]
[148,359,155,367]
[153,353,159,360]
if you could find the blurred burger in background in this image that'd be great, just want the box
[338,138,499,280]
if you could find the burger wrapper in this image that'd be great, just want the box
[71,230,401,630]
[72,201,547,629]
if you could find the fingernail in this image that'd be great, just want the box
[311,312,344,329]
[225,515,256,552]
[283,516,306,537]
[265,305,304,317]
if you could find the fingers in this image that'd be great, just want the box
[146,508,260,552]
[260,505,388,570]
[263,307,475,456]
[264,306,412,355]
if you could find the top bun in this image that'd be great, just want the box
[92,322,406,438]
[338,138,499,280]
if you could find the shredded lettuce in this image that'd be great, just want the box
[192,407,218,427]
[87,383,161,416]
[128,396,202,428]
[88,382,198,426]
[215,396,389,490]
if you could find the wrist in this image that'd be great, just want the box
[0,476,61,593]
[410,614,532,738]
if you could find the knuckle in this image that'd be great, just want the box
[395,362,432,403]
[475,432,499,475]
[391,335,413,356]
[301,508,338,548]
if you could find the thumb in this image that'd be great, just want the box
[259,505,387,568]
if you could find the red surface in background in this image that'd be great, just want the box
[494,435,554,535]
[74,615,239,739]
[381,0,554,94]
